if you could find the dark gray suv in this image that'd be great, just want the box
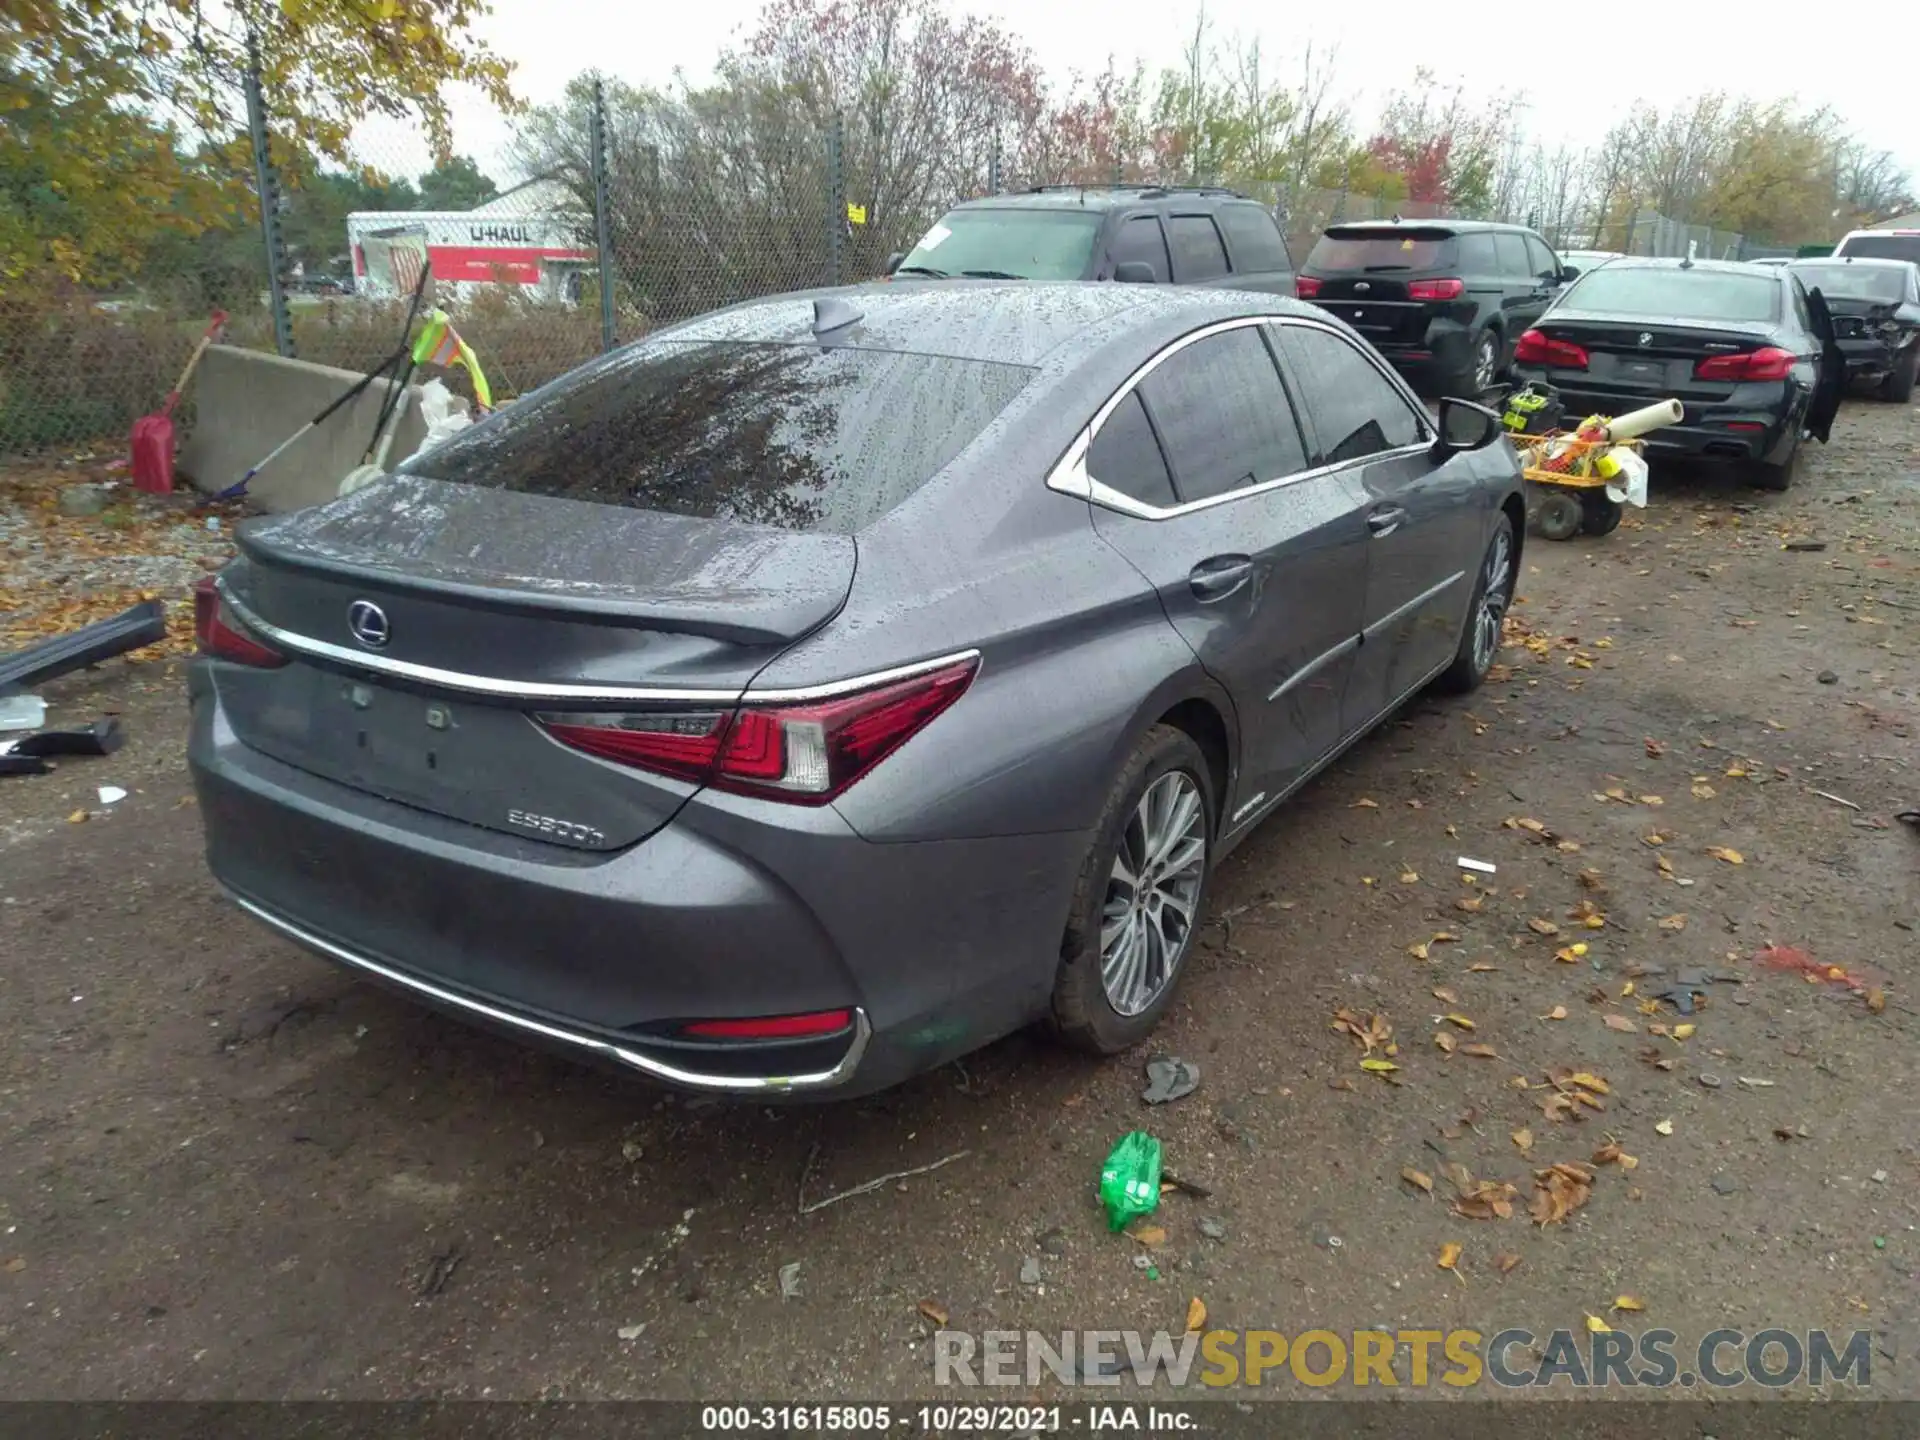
[886,186,1296,294]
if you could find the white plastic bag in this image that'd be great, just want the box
[1605,447,1650,509]
[415,379,474,454]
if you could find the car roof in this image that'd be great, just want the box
[1584,256,1781,277]
[945,186,1254,214]
[647,281,1320,369]
[1789,255,1913,270]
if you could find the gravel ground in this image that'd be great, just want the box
[0,399,1916,1405]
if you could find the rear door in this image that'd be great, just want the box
[1215,203,1295,294]
[1274,323,1481,730]
[1523,233,1565,316]
[1081,321,1371,818]
[1493,233,1545,335]
[1802,285,1845,442]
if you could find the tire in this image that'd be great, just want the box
[1880,345,1919,403]
[1050,725,1215,1055]
[1747,442,1798,492]
[1579,491,1623,536]
[1533,490,1583,540]
[1443,329,1500,397]
[1433,513,1516,695]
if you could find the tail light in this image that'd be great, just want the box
[682,1009,853,1039]
[192,577,285,668]
[1406,277,1465,301]
[1294,276,1322,298]
[536,657,978,805]
[1513,329,1589,370]
[1693,347,1793,382]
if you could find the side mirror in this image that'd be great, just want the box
[1559,265,1580,282]
[1430,396,1503,462]
[1112,261,1158,284]
[884,252,905,275]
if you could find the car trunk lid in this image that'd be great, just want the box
[1531,311,1785,403]
[214,476,855,849]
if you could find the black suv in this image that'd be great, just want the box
[1296,219,1575,394]
[884,186,1295,295]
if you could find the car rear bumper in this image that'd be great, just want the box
[189,676,1086,1099]
[1836,337,1898,377]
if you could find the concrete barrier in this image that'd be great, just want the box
[177,345,428,513]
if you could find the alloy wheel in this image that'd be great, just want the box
[1471,526,1513,674]
[1099,771,1206,1017]
[1472,334,1498,392]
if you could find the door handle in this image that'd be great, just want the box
[1189,556,1254,603]
[1367,506,1407,537]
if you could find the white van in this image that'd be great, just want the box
[1834,228,1920,267]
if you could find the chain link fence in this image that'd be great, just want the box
[0,72,1803,456]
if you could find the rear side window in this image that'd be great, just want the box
[1087,391,1176,507]
[1562,267,1781,323]
[403,341,1033,533]
[1493,234,1530,278]
[1455,233,1497,273]
[1275,326,1425,464]
[1107,215,1172,282]
[1217,205,1292,273]
[1168,215,1230,282]
[1306,229,1455,272]
[1140,327,1306,502]
[1524,235,1559,278]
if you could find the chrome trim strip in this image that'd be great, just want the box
[1044,314,1435,522]
[229,894,871,1093]
[1362,570,1467,641]
[217,582,979,706]
[1267,634,1360,703]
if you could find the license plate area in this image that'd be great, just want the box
[1619,359,1665,383]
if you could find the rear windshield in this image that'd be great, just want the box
[1836,234,1920,265]
[402,341,1033,533]
[1306,229,1455,272]
[1791,264,1907,302]
[1561,267,1780,323]
[898,208,1103,280]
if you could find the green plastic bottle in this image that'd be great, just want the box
[1099,1131,1163,1231]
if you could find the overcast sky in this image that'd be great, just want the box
[354,0,1920,200]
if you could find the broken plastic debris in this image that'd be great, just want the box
[97,785,127,805]
[778,1261,802,1299]
[1457,857,1497,874]
[1142,1057,1200,1105]
[0,694,46,733]
[1099,1132,1163,1231]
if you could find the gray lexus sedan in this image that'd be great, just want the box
[188,282,1524,1098]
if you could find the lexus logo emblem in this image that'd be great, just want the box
[347,600,390,649]
[1637,332,1653,347]
[1354,281,1371,292]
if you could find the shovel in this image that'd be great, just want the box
[130,311,228,495]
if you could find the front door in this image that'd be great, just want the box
[1273,323,1486,732]
[1803,287,1845,442]
[1080,322,1371,824]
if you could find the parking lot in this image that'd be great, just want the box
[1,395,1916,1400]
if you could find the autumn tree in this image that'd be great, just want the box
[2,0,514,288]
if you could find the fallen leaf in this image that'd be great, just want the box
[1408,942,1430,961]
[1400,870,1420,884]
[1640,795,1664,807]
[1654,1119,1674,1136]
[1530,1162,1595,1226]
[1511,1127,1533,1153]
[1432,986,1460,1004]
[1528,918,1560,936]
[1456,896,1484,914]
[1578,868,1605,890]
[1672,1023,1696,1040]
[1692,782,1716,800]
[1657,854,1676,876]
[1620,981,1635,998]
[1131,1225,1167,1248]
[1452,1180,1521,1220]
[1333,1009,1393,1055]
[1461,1043,1499,1059]
[1495,1252,1522,1274]
[1469,962,1498,973]
[1402,1166,1434,1194]
[1867,989,1886,1014]
[1434,1032,1457,1055]
[1706,846,1744,865]
[1605,787,1629,802]
[1360,1058,1399,1074]
[1613,1295,1646,1313]
[1602,1014,1637,1033]
[1554,943,1589,963]
[1644,738,1665,758]
[67,810,87,824]
[1440,1013,1476,1031]
[1540,1005,1569,1021]
[1351,798,1379,809]
[1643,833,1666,847]
[1586,1314,1612,1335]
[1659,914,1687,932]
[918,1300,950,1326]
[1431,931,1461,944]
[1186,1296,1207,1332]
[1437,1242,1466,1283]
[1557,839,1583,853]
[1568,1072,1610,1095]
